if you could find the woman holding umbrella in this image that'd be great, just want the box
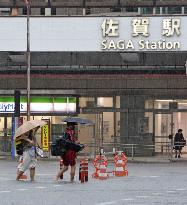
[15,120,46,181]
[16,127,39,181]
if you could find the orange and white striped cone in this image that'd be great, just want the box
[79,160,85,183]
[98,162,108,180]
[113,152,128,177]
[79,159,88,183]
[83,159,88,182]
[92,155,108,179]
[114,158,128,177]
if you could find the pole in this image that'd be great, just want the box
[26,0,30,121]
[170,112,174,161]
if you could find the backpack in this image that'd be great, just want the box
[51,133,68,156]
[15,138,24,156]
[51,132,84,156]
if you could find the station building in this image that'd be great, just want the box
[0,0,187,157]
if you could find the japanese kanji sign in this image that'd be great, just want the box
[101,17,182,51]
[41,122,50,151]
[0,17,186,51]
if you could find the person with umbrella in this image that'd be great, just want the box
[55,122,78,182]
[16,127,39,181]
[15,120,46,181]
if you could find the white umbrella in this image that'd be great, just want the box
[14,120,47,139]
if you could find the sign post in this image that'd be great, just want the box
[25,0,31,121]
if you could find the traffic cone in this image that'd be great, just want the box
[114,159,127,177]
[79,160,84,183]
[113,152,128,177]
[79,158,88,183]
[98,162,108,180]
[83,159,88,182]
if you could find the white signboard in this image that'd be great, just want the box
[0,97,77,113]
[0,102,76,113]
[0,16,187,51]
[30,16,187,52]
[0,18,26,51]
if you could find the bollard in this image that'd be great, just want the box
[60,159,63,179]
[79,158,88,183]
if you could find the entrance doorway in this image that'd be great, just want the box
[155,112,187,154]
[155,113,172,154]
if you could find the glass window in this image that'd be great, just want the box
[141,7,153,14]
[145,100,154,109]
[162,7,168,14]
[40,8,45,15]
[102,112,114,144]
[177,100,187,109]
[145,112,153,133]
[126,7,138,12]
[185,6,187,14]
[156,7,161,14]
[51,7,56,15]
[168,6,182,14]
[97,97,113,107]
[0,8,10,16]
[116,96,120,109]
[154,100,171,109]
[79,97,95,108]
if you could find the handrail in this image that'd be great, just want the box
[81,141,182,161]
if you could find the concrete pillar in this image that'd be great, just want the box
[120,95,154,156]
[138,7,141,15]
[120,95,145,140]
[153,7,156,15]
[182,7,185,15]
[165,7,168,14]
[83,8,86,16]
[160,7,163,15]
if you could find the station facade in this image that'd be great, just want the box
[0,1,187,156]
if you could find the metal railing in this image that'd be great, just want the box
[79,141,176,161]
[0,138,11,154]
[1,137,186,162]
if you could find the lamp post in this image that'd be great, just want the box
[25,0,31,121]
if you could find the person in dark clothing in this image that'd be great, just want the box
[174,129,185,158]
[55,123,78,182]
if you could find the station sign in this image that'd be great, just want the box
[0,16,186,51]
[29,16,187,52]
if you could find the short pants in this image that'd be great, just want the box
[62,150,76,166]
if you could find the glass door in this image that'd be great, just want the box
[155,113,172,154]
